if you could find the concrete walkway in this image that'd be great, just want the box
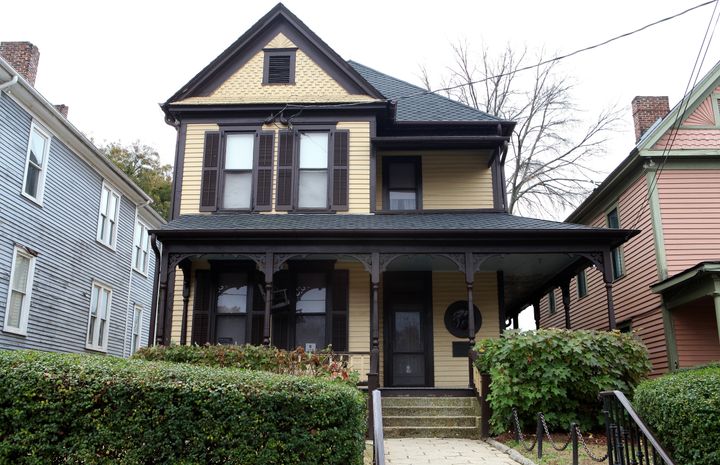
[384,438,518,465]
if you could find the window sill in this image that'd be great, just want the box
[20,191,43,207]
[132,267,149,278]
[95,238,117,252]
[85,344,108,353]
[2,326,28,336]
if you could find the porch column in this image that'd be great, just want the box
[602,250,617,330]
[153,248,170,346]
[163,266,177,345]
[263,252,274,346]
[465,252,476,389]
[512,316,519,330]
[533,300,540,330]
[561,280,571,329]
[179,260,191,345]
[368,252,380,441]
[713,291,720,344]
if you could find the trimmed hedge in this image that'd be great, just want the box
[634,365,720,465]
[0,350,366,465]
[475,329,651,434]
[133,344,359,384]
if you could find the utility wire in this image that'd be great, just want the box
[629,0,720,231]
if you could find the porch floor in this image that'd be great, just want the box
[383,438,517,465]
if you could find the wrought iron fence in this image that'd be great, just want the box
[508,391,675,465]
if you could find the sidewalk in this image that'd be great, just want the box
[384,438,518,465]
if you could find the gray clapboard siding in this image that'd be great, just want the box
[0,91,156,357]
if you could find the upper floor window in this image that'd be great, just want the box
[22,123,51,204]
[97,183,120,249]
[263,49,296,84]
[222,133,255,210]
[383,157,421,211]
[132,221,150,275]
[577,269,588,299]
[606,208,624,280]
[548,290,556,315]
[3,245,37,335]
[130,304,143,354]
[298,132,329,209]
[86,281,112,352]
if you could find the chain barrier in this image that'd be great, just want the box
[575,425,609,463]
[539,413,572,451]
[511,408,537,452]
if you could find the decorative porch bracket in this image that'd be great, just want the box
[575,251,617,330]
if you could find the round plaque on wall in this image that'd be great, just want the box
[444,301,482,338]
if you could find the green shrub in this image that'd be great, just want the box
[134,344,359,384]
[634,365,720,465]
[474,329,651,434]
[0,350,366,465]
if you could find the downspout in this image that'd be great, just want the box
[0,75,19,92]
[148,233,162,346]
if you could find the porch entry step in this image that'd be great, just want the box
[380,395,481,438]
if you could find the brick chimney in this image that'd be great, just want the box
[0,42,40,87]
[632,96,670,142]
[54,104,69,118]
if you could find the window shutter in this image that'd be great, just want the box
[331,269,349,352]
[199,132,220,211]
[276,130,296,210]
[254,131,275,211]
[331,130,350,211]
[191,270,212,345]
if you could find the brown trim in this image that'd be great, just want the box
[370,120,377,213]
[199,132,220,212]
[376,208,504,214]
[379,388,474,397]
[170,122,187,220]
[262,49,296,85]
[381,155,422,212]
[372,135,507,150]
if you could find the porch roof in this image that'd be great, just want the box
[157,212,631,244]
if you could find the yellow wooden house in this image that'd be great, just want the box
[151,3,634,396]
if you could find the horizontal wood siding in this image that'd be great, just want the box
[657,168,720,276]
[376,150,493,210]
[336,261,370,352]
[539,176,668,373]
[0,92,154,357]
[337,122,371,213]
[672,297,720,368]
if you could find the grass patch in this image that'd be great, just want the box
[497,433,608,465]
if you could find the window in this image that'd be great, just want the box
[130,305,143,354]
[606,208,624,280]
[297,132,329,209]
[3,246,36,335]
[548,290,556,315]
[222,133,254,209]
[263,50,296,84]
[215,272,249,345]
[383,157,421,211]
[86,282,112,351]
[97,183,120,248]
[22,123,51,204]
[577,269,588,299]
[132,221,150,275]
[618,320,632,333]
[295,272,327,353]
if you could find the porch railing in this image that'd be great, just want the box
[331,352,370,384]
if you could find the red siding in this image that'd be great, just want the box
[657,169,720,276]
[672,297,720,368]
[540,176,668,373]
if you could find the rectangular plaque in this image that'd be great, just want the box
[452,341,471,357]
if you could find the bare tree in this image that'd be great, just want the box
[422,42,621,218]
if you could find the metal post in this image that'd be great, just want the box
[465,252,476,389]
[148,234,162,346]
[263,252,274,346]
[571,423,579,465]
[179,260,191,345]
[536,413,543,459]
[561,280,571,329]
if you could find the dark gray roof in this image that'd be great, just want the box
[159,212,601,233]
[348,61,500,122]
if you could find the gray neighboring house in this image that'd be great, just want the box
[0,42,164,357]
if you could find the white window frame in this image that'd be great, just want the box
[85,281,113,352]
[130,304,143,355]
[21,122,51,206]
[132,220,150,275]
[2,246,37,336]
[96,182,121,250]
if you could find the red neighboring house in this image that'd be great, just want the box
[534,62,720,374]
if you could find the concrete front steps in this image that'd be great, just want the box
[381,394,481,439]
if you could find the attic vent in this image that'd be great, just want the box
[263,50,296,85]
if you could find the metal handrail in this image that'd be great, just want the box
[599,391,675,465]
[372,389,385,465]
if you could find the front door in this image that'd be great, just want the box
[384,271,433,387]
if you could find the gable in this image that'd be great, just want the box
[652,85,720,150]
[175,33,377,105]
[681,89,719,126]
[166,4,383,106]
